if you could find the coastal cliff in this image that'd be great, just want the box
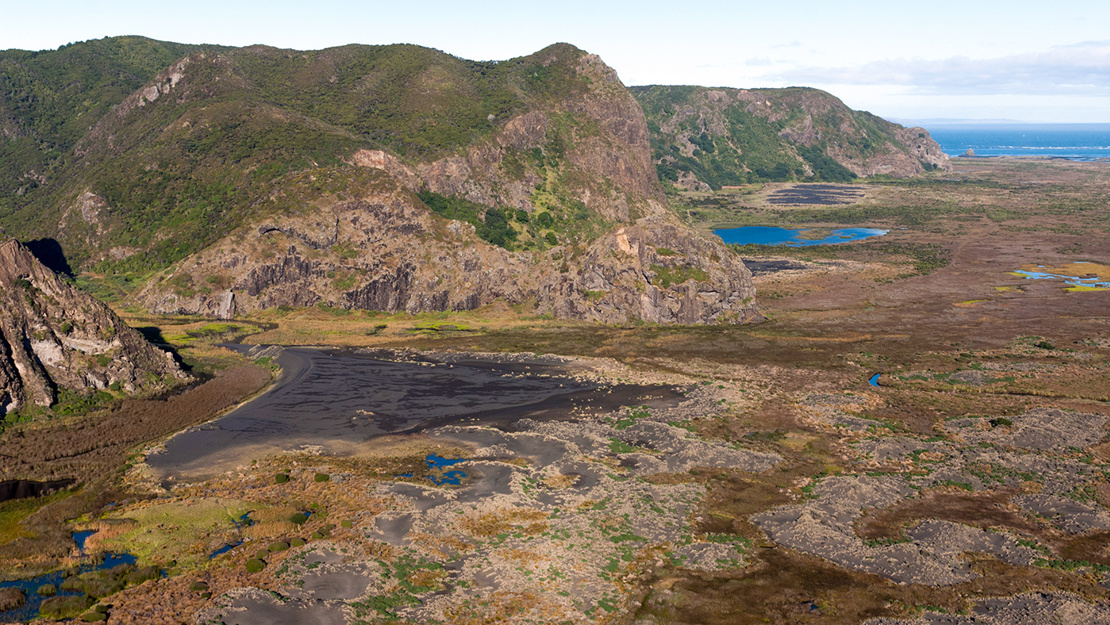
[133,169,759,325]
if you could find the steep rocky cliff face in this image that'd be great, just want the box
[632,85,949,190]
[0,234,187,416]
[134,168,759,325]
[347,50,663,223]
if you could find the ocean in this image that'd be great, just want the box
[920,124,1110,161]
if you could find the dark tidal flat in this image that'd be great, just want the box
[148,347,679,481]
[765,184,865,205]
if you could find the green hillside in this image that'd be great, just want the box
[632,85,944,189]
[0,37,201,199]
[0,38,639,279]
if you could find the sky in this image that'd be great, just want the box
[3,0,1109,123]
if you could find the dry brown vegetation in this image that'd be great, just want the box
[0,363,271,575]
[460,507,550,538]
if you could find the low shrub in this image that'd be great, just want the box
[39,595,93,619]
[0,588,25,611]
[124,566,161,586]
[274,473,290,484]
[83,578,125,599]
[245,559,266,573]
[80,608,108,622]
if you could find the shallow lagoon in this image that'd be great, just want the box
[714,226,887,246]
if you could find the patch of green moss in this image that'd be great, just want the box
[650,264,709,288]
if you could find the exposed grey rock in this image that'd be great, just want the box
[136,184,762,325]
[944,408,1109,452]
[865,592,1110,624]
[196,587,347,625]
[1014,494,1110,534]
[0,235,187,415]
[752,475,1040,585]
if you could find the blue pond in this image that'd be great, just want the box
[0,533,137,623]
[1013,265,1110,290]
[868,374,881,387]
[209,541,240,559]
[714,226,887,246]
[72,530,96,552]
[208,512,254,559]
[426,454,467,485]
[397,454,468,486]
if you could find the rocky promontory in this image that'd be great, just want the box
[0,234,187,416]
[633,85,950,190]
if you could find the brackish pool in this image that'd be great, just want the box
[396,454,468,485]
[714,226,887,246]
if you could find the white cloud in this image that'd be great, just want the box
[768,41,1110,96]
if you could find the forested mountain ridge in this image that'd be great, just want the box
[1,38,662,272]
[632,85,948,190]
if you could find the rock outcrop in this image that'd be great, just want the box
[134,169,760,325]
[105,43,758,325]
[0,235,187,416]
[346,51,664,223]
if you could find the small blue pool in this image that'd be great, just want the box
[714,226,887,246]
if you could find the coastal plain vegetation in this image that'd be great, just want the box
[1,158,1109,623]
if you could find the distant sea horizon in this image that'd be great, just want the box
[906,123,1110,161]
